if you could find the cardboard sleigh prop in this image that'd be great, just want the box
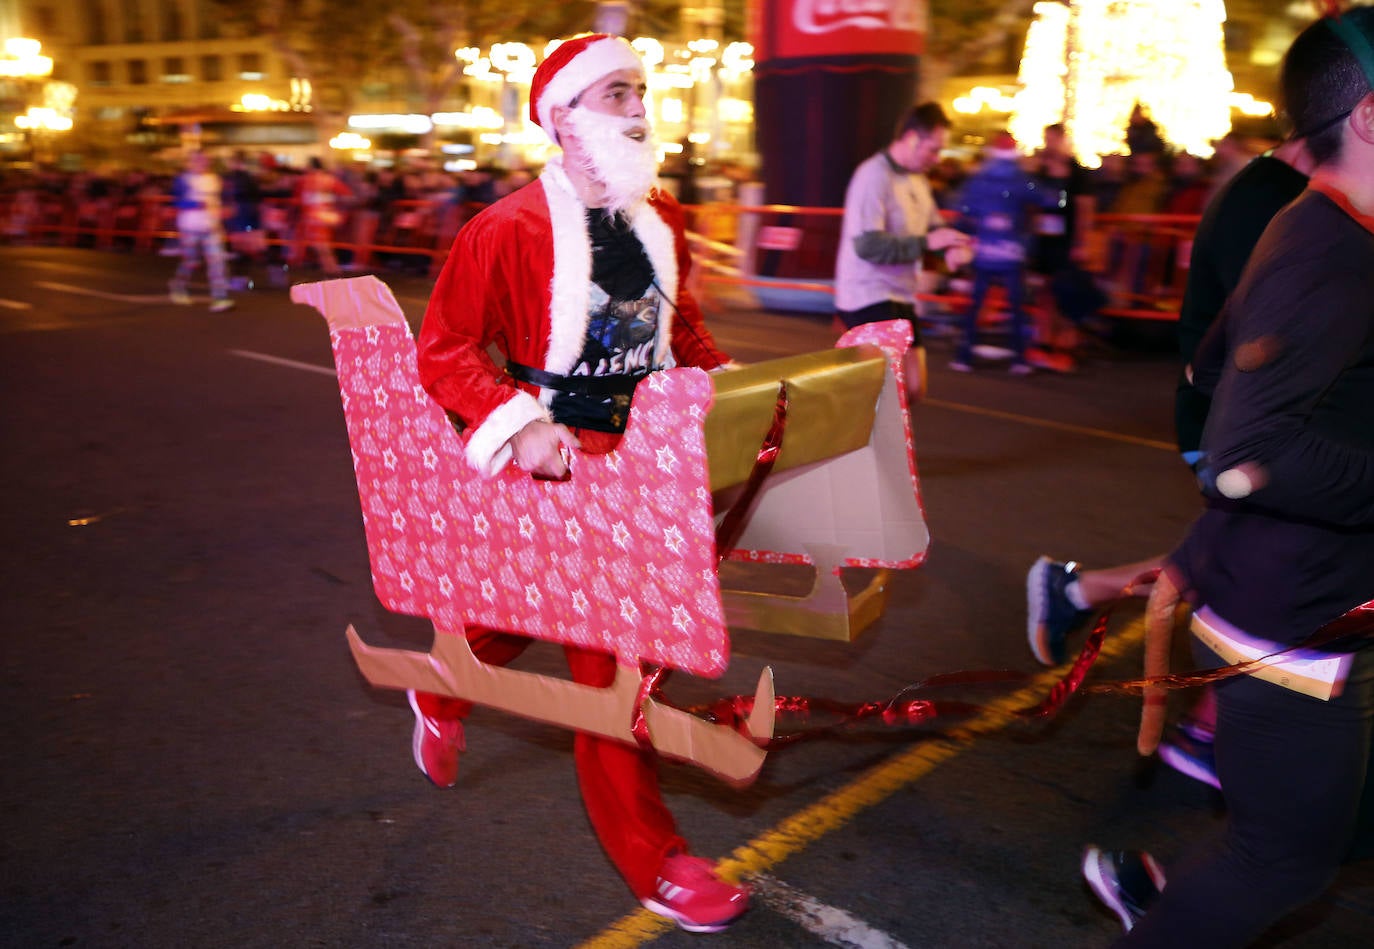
[292,276,930,786]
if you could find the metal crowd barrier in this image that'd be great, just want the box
[0,191,477,277]
[0,189,1199,320]
[681,202,1201,321]
[1080,213,1199,321]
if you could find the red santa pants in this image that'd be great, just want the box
[415,428,687,900]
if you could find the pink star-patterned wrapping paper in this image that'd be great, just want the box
[299,276,927,678]
[329,314,730,678]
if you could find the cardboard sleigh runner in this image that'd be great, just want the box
[292,276,930,786]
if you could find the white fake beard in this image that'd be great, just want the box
[563,109,660,216]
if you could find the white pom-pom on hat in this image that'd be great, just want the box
[987,129,1019,160]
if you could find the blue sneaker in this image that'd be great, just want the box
[1027,556,1093,665]
[1082,846,1166,932]
[1158,725,1221,790]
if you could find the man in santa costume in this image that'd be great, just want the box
[409,33,747,933]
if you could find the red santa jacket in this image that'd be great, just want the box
[417,157,730,475]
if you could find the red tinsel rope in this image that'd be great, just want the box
[631,382,790,749]
[628,372,1374,751]
[680,582,1374,751]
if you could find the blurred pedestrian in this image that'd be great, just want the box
[834,102,971,401]
[168,151,234,312]
[1206,131,1252,204]
[1092,153,1129,213]
[1109,149,1169,215]
[950,130,1058,375]
[1030,51,1318,796]
[929,155,968,211]
[293,157,351,275]
[1163,152,1210,215]
[1082,10,1374,943]
[1125,103,1165,156]
[1028,122,1101,367]
[223,151,266,284]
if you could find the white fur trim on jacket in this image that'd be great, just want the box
[464,388,551,477]
[626,199,678,369]
[540,158,679,380]
[541,160,593,381]
[536,37,645,140]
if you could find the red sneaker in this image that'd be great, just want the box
[642,854,749,933]
[1026,346,1078,373]
[407,689,465,788]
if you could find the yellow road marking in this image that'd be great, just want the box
[922,398,1177,453]
[577,618,1146,947]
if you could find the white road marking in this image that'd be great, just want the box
[24,258,144,276]
[34,280,172,305]
[228,349,337,377]
[751,875,912,949]
[0,298,32,310]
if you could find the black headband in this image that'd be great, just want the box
[1289,14,1374,140]
[1327,14,1374,87]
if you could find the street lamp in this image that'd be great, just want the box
[15,106,72,132]
[1,37,71,165]
[485,43,536,168]
[0,37,53,79]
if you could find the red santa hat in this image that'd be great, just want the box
[529,34,645,142]
[989,131,1022,160]
[988,130,1019,160]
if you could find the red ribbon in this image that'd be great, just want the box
[676,583,1374,752]
[713,381,789,564]
[1087,597,1374,698]
[629,376,1374,751]
[694,673,1023,749]
[1014,568,1161,719]
[631,382,790,749]
[629,663,672,750]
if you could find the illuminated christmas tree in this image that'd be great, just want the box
[1010,0,1235,165]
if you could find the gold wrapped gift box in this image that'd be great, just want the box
[704,345,887,492]
[699,344,921,642]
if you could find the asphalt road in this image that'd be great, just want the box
[2,246,1370,948]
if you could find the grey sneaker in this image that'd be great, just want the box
[1082,846,1166,932]
[208,298,236,313]
[1158,725,1220,790]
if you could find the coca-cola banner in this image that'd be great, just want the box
[750,0,925,235]
[751,0,927,62]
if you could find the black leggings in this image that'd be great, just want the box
[1120,640,1374,947]
[834,299,923,347]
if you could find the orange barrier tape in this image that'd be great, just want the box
[2,191,1199,321]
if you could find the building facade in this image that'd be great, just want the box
[9,0,1347,171]
[9,0,306,165]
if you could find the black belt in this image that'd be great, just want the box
[504,360,654,397]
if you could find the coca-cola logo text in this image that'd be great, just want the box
[792,0,924,35]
